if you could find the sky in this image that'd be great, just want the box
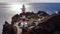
[0,0,60,3]
[0,0,60,34]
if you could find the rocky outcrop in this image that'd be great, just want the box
[2,11,50,34]
[2,21,17,34]
[23,14,60,34]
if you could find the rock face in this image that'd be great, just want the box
[2,21,16,34]
[2,11,49,34]
[23,14,60,34]
[2,11,60,34]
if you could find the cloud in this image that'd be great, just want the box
[0,0,60,3]
[0,0,17,2]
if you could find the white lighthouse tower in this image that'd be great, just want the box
[20,5,28,28]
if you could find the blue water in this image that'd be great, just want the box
[0,3,60,34]
[26,3,60,14]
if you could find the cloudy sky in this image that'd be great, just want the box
[0,0,60,34]
[0,0,60,2]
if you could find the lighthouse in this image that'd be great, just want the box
[20,5,28,28]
